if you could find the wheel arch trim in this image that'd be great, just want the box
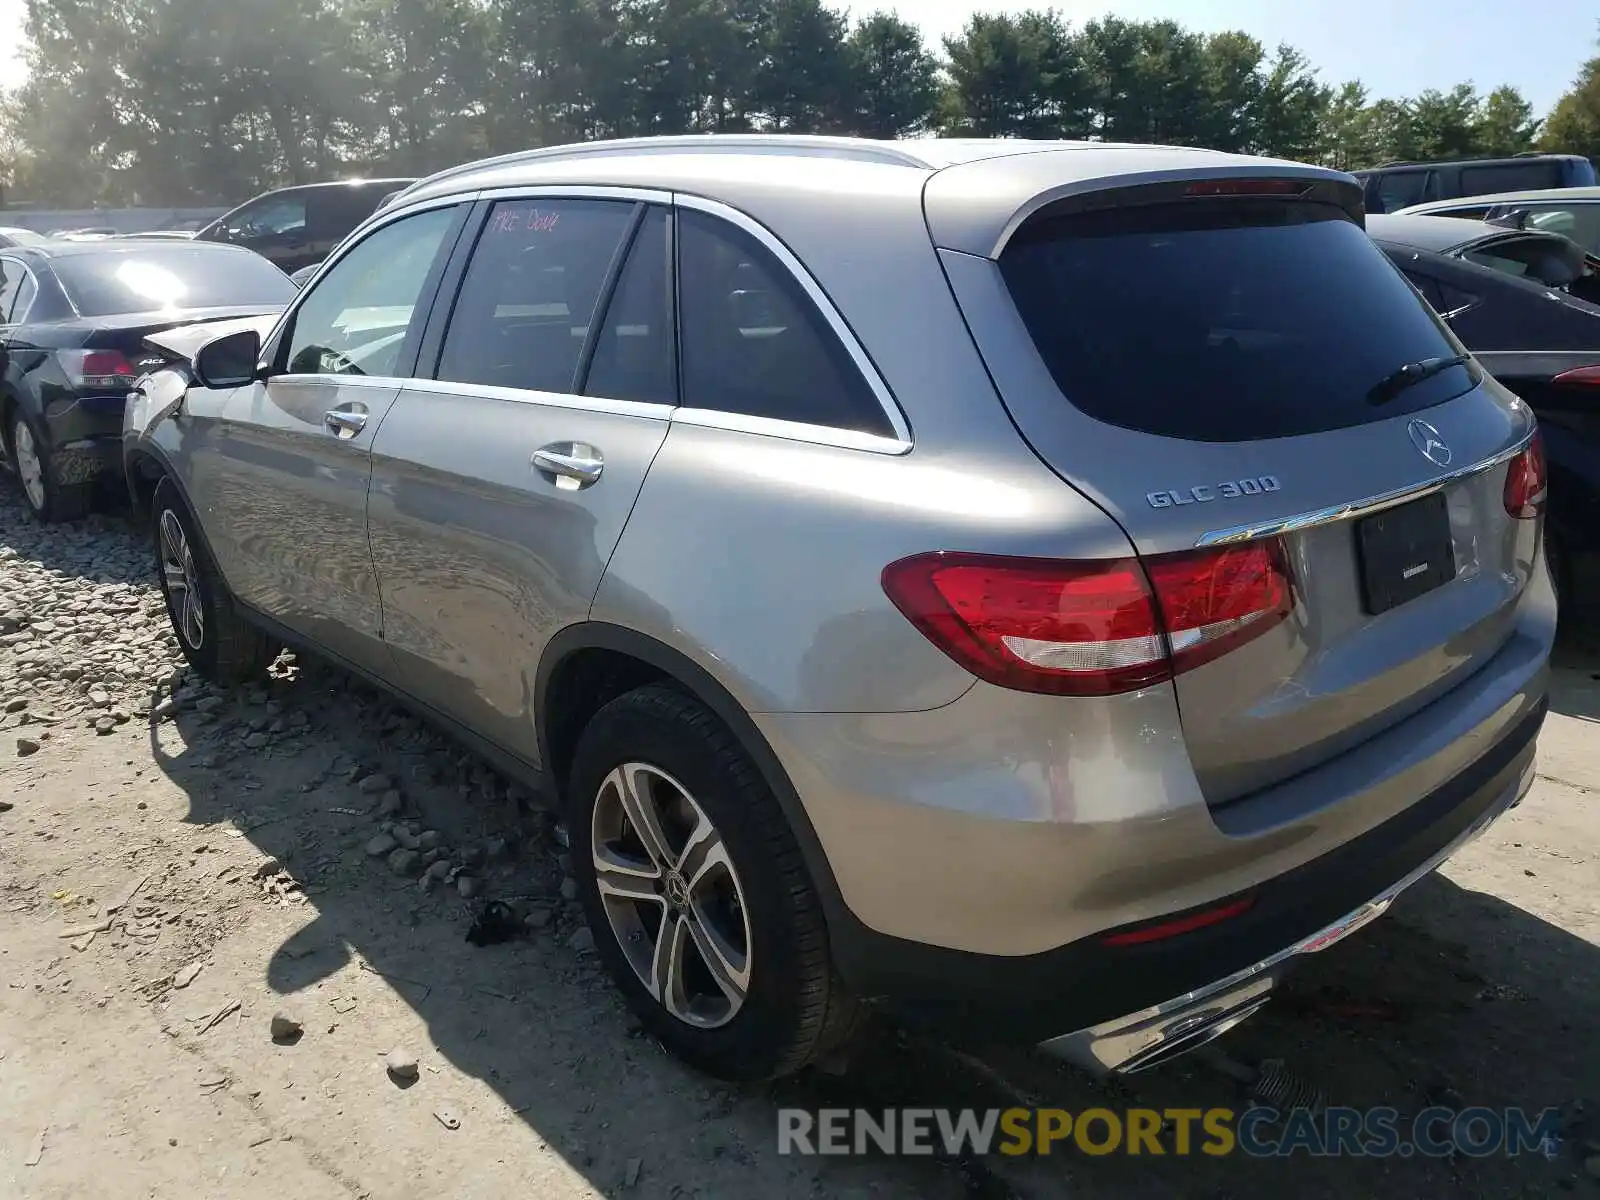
[534,621,855,942]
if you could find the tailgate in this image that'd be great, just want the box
[935,170,1541,806]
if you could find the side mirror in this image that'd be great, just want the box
[193,328,263,389]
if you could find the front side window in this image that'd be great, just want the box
[676,208,892,436]
[282,205,458,378]
[1520,203,1600,255]
[229,193,308,240]
[435,198,637,394]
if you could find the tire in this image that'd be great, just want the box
[568,684,857,1081]
[8,408,92,523]
[151,478,276,685]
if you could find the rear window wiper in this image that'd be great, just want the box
[1368,354,1473,406]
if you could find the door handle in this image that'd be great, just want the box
[324,406,368,437]
[531,442,604,488]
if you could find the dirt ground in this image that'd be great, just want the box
[2,484,1598,1200]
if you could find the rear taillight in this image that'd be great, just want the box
[881,542,1291,697]
[57,348,139,390]
[1552,364,1600,387]
[1182,179,1308,198]
[1503,433,1546,520]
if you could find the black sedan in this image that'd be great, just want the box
[0,240,294,521]
[1369,213,1600,611]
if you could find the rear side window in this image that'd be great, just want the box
[53,248,296,316]
[1376,171,1430,213]
[1460,162,1560,195]
[583,206,676,406]
[435,198,635,394]
[676,209,892,436]
[1000,201,1473,442]
[1521,203,1600,254]
[1463,235,1585,288]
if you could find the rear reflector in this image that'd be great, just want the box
[1101,895,1257,947]
[1503,433,1546,520]
[57,348,140,391]
[881,542,1291,697]
[1182,179,1308,198]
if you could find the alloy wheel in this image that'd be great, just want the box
[159,509,205,650]
[12,420,45,512]
[591,762,753,1029]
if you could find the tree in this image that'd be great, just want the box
[1406,84,1482,161]
[1251,44,1329,161]
[1475,85,1540,156]
[1541,33,1600,161]
[941,10,1088,139]
[845,12,938,138]
[743,0,852,132]
[1197,30,1264,153]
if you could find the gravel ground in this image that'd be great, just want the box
[1,481,1599,1200]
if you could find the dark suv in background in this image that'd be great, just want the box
[1354,154,1596,215]
[192,178,415,274]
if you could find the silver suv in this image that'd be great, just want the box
[124,136,1555,1081]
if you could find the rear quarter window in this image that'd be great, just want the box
[999,200,1474,442]
[1459,162,1561,194]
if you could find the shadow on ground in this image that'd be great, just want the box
[132,644,1600,1200]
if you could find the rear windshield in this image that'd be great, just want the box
[1000,201,1474,441]
[53,248,295,317]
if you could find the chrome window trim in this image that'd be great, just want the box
[672,192,913,453]
[671,406,909,454]
[397,376,674,421]
[1194,431,1535,547]
[270,373,415,392]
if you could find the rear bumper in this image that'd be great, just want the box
[45,396,126,483]
[804,692,1544,1055]
[1043,721,1537,1072]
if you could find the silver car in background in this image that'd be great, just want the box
[123,136,1555,1081]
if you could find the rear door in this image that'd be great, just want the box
[202,200,468,676]
[366,192,674,767]
[937,173,1537,807]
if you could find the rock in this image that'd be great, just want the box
[173,961,203,989]
[94,716,117,736]
[457,875,480,899]
[269,1013,303,1042]
[484,836,511,862]
[387,848,422,877]
[4,696,28,713]
[378,790,403,817]
[425,859,453,882]
[1587,1155,1600,1180]
[560,878,578,902]
[365,833,398,857]
[625,1157,643,1188]
[151,697,179,722]
[524,907,554,931]
[87,688,111,707]
[384,1049,420,1082]
[357,773,393,795]
[566,927,596,954]
[194,696,224,714]
[16,736,41,757]
[458,846,486,870]
[417,829,444,852]
[244,732,269,750]
[392,826,420,851]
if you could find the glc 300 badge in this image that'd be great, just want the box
[1147,476,1282,509]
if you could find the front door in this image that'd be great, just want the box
[211,201,466,676]
[367,195,677,766]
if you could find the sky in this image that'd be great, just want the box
[0,0,1592,117]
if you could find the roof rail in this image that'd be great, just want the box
[391,135,933,203]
